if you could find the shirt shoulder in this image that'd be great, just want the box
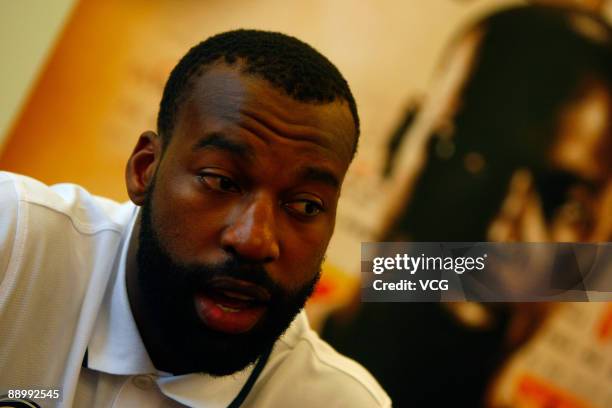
[0,171,134,284]
[0,171,129,234]
[0,172,20,280]
[0,172,136,395]
[247,312,391,408]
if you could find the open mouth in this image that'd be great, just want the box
[194,277,271,334]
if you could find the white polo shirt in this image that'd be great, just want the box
[0,172,390,407]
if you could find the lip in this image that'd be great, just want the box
[194,291,268,334]
[206,277,271,304]
[192,277,272,334]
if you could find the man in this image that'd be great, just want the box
[323,5,611,407]
[0,30,390,407]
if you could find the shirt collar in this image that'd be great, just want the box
[87,203,160,375]
[157,370,254,408]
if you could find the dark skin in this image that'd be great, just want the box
[124,64,355,373]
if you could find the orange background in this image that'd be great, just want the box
[0,0,167,200]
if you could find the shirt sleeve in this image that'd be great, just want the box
[0,172,20,285]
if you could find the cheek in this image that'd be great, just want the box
[272,223,331,291]
[151,175,229,260]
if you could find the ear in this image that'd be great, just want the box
[126,131,163,205]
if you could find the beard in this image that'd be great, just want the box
[136,189,322,376]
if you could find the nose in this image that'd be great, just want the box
[220,193,280,263]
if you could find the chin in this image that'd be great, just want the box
[160,306,299,376]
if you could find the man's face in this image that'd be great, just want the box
[488,79,612,243]
[414,28,612,243]
[133,64,355,375]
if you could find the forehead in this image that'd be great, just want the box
[170,64,356,166]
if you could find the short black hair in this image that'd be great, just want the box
[157,29,359,156]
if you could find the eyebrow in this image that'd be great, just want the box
[192,132,340,189]
[298,166,340,190]
[192,132,254,160]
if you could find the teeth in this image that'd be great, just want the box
[217,303,240,313]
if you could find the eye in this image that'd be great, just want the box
[284,199,324,218]
[198,172,241,193]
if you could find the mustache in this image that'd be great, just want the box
[171,256,286,299]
